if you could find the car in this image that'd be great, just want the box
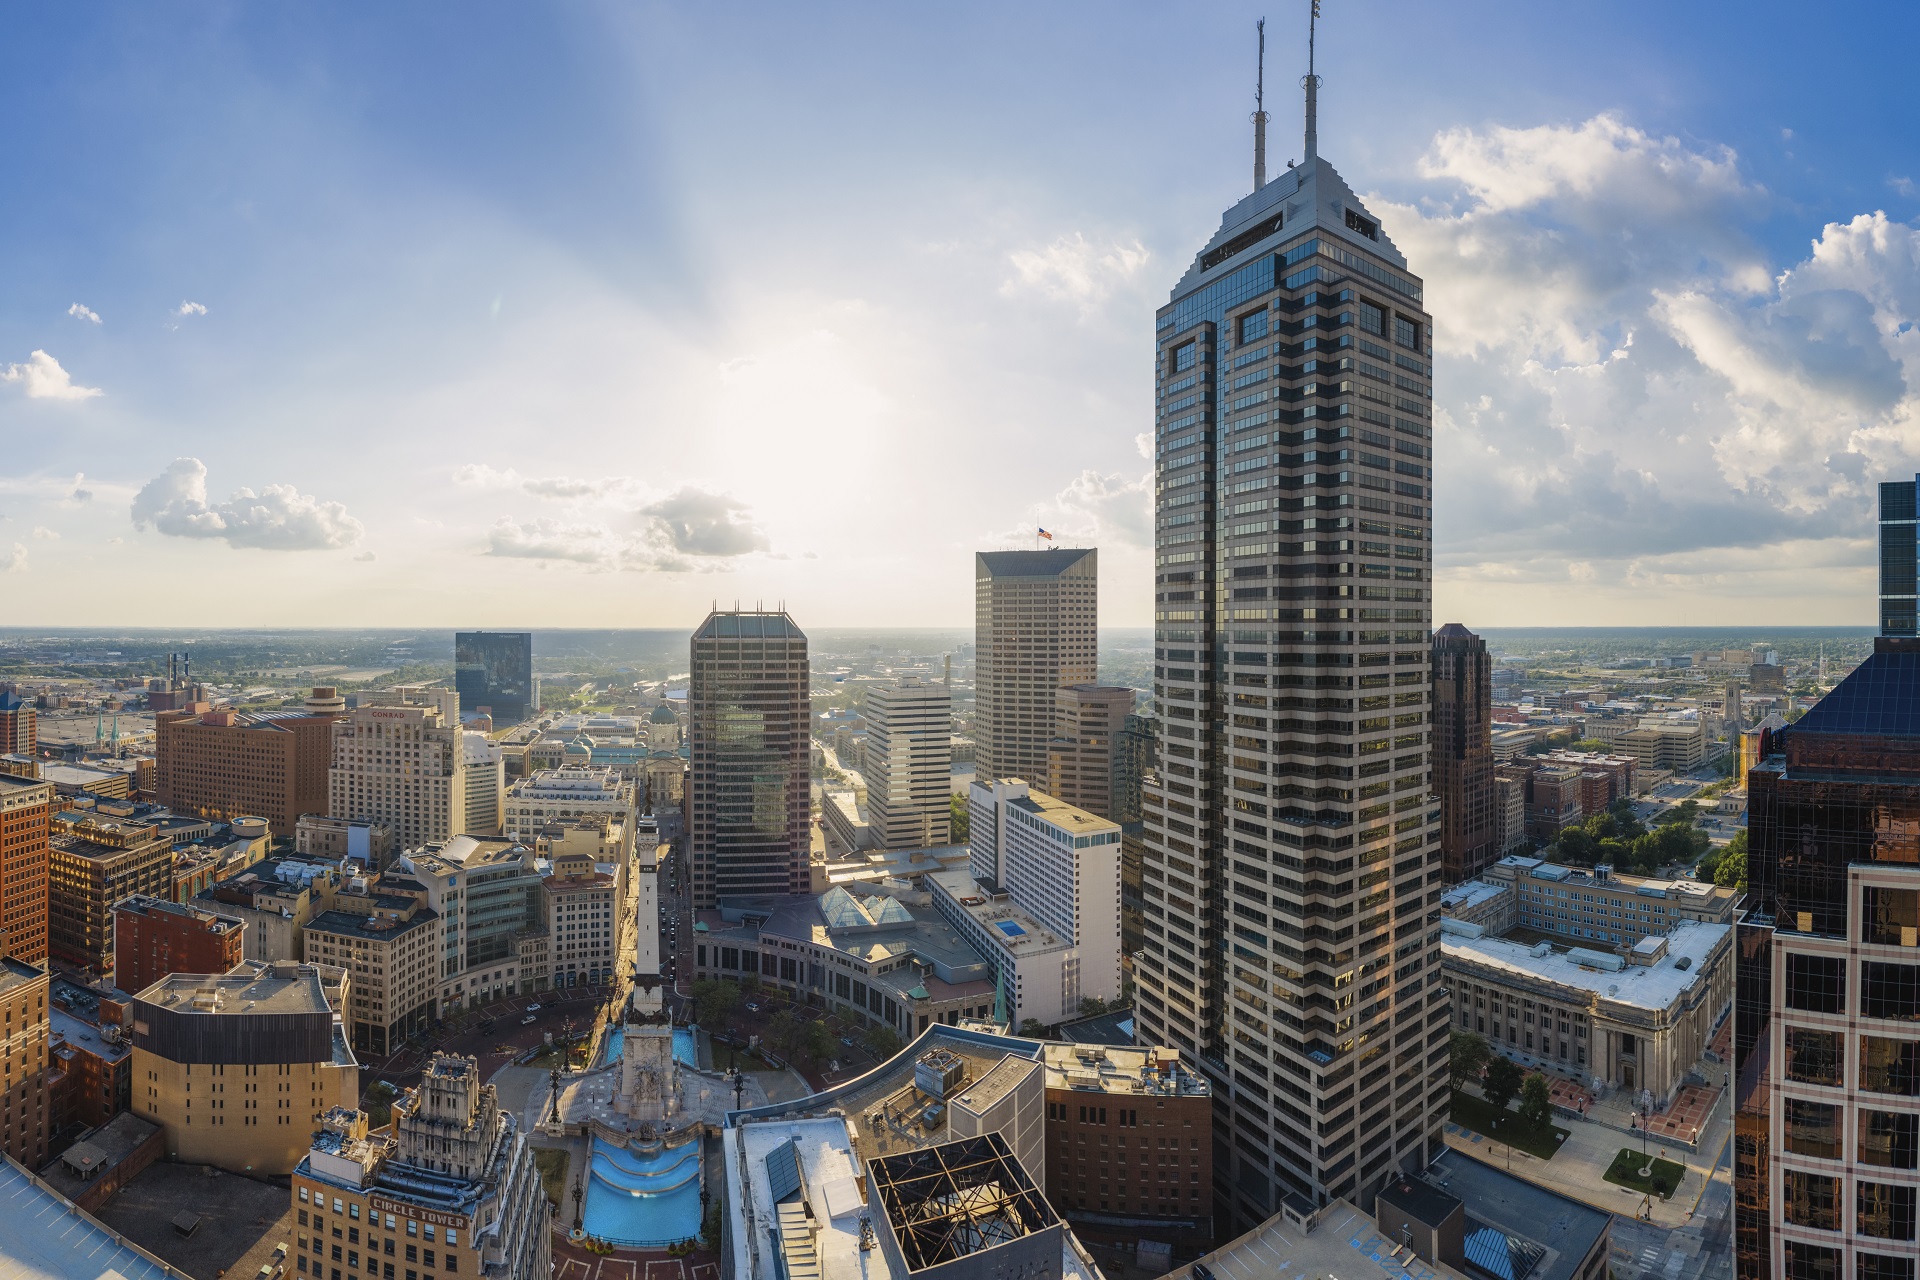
[521,1015,537,1025]
[526,1003,542,1012]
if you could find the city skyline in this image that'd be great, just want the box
[4,4,1920,629]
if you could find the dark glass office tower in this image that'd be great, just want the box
[1735,638,1920,1280]
[454,631,533,723]
[1431,623,1497,883]
[1131,71,1446,1228]
[1881,478,1917,637]
[687,610,810,909]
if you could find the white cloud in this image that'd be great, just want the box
[174,300,208,317]
[353,551,376,562]
[1,350,103,400]
[637,487,768,558]
[130,457,364,551]
[30,526,58,541]
[484,516,618,564]
[1002,232,1150,313]
[1892,176,1917,199]
[67,303,100,324]
[0,544,24,573]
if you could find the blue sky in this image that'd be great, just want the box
[4,2,1919,628]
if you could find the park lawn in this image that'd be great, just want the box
[1603,1148,1688,1198]
[1449,1090,1570,1161]
[532,1147,570,1210]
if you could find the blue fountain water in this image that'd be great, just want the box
[580,1137,703,1249]
[672,1027,696,1067]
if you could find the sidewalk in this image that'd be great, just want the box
[1445,1083,1731,1229]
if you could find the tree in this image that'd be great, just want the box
[862,1024,903,1059]
[949,794,970,843]
[1554,827,1598,867]
[1482,1056,1525,1113]
[766,1011,800,1057]
[691,979,740,1029]
[1449,1031,1490,1092]
[1715,831,1749,892]
[1655,799,1701,828]
[1569,739,1609,753]
[1519,1072,1552,1131]
[1078,996,1109,1018]
[1018,1018,1048,1039]
[801,1021,834,1064]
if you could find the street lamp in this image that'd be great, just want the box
[570,1174,584,1232]
[547,1067,562,1123]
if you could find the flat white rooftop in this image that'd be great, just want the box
[928,869,1070,952]
[1442,919,1729,1010]
[1438,879,1507,912]
[0,1156,174,1280]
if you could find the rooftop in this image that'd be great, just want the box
[1004,787,1121,837]
[1039,1043,1209,1099]
[0,955,46,998]
[927,869,1071,952]
[726,1116,874,1280]
[0,1154,174,1280]
[869,1132,1058,1274]
[1427,1149,1612,1280]
[704,890,995,988]
[133,961,340,1017]
[974,547,1095,579]
[306,907,438,943]
[1442,918,1729,1010]
[692,609,805,640]
[1439,879,1510,914]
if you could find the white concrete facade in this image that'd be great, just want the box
[862,678,953,850]
[329,693,468,849]
[503,765,634,840]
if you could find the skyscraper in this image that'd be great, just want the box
[1431,624,1496,882]
[862,677,953,850]
[328,687,468,849]
[688,610,810,909]
[1735,483,1920,1280]
[1132,33,1446,1228]
[1045,683,1137,820]
[454,631,534,724]
[973,548,1098,786]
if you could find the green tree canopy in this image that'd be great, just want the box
[1519,1072,1553,1130]
[1483,1056,1526,1113]
[1450,1031,1490,1091]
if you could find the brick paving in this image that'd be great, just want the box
[549,1229,718,1280]
[1643,1083,1719,1143]
[1547,1076,1593,1115]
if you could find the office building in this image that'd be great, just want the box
[688,609,810,909]
[1045,684,1135,821]
[1131,64,1448,1228]
[293,1054,549,1280]
[154,689,343,835]
[1040,1042,1213,1238]
[1494,769,1529,853]
[49,813,173,981]
[294,814,395,870]
[203,854,350,964]
[112,894,246,994]
[0,956,50,1167]
[328,689,468,850]
[544,845,618,989]
[1735,633,1920,1279]
[1880,476,1918,635]
[502,765,634,842]
[453,630,534,725]
[462,732,504,836]
[1431,623,1497,882]
[863,677,953,850]
[1113,711,1156,825]
[385,837,549,1008]
[974,549,1099,787]
[1442,918,1730,1107]
[1615,715,1709,772]
[0,771,53,963]
[0,689,35,755]
[304,896,441,1055]
[964,779,1122,1011]
[130,961,357,1175]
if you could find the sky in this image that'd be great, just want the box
[4,2,1920,631]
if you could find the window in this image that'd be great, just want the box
[1858,1181,1918,1241]
[1171,342,1196,375]
[1863,1036,1920,1095]
[1783,1243,1839,1280]
[1786,954,1845,1013]
[1865,887,1920,946]
[1783,1169,1841,1230]
[1237,311,1268,344]
[1344,209,1378,241]
[1392,316,1420,351]
[1863,963,1920,1020]
[1859,1252,1917,1280]
[1358,301,1385,335]
[1861,1109,1920,1170]
[1784,1098,1841,1159]
[1785,1027,1843,1085]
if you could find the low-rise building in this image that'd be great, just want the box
[544,846,616,990]
[130,960,358,1175]
[694,886,997,1040]
[1442,917,1732,1107]
[291,1054,549,1280]
[1040,1042,1211,1239]
[112,894,246,995]
[304,900,441,1056]
[1482,856,1738,946]
[203,854,350,964]
[295,814,395,871]
[47,976,133,1140]
[1437,878,1514,934]
[1615,715,1708,772]
[502,765,633,842]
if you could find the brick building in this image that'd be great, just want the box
[1041,1043,1212,1239]
[156,692,342,835]
[0,770,52,964]
[49,814,174,981]
[113,894,247,994]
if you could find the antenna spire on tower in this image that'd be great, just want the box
[1302,0,1322,163]
[1252,18,1269,191]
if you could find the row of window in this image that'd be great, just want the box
[1785,955,1920,1020]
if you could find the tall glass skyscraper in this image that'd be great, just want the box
[687,609,811,909]
[454,631,534,724]
[1131,68,1447,1228]
[1880,478,1917,636]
